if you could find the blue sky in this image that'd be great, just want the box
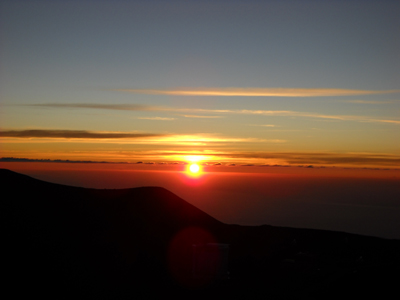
[1,0,399,167]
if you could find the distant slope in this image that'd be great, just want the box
[3,168,223,249]
[2,168,224,297]
[2,168,221,227]
[3,169,400,299]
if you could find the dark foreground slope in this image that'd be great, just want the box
[3,169,400,299]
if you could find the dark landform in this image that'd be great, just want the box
[3,169,399,299]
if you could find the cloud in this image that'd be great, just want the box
[150,135,285,145]
[138,117,175,121]
[0,129,166,139]
[181,115,224,118]
[23,103,400,125]
[0,129,284,147]
[113,87,400,97]
[232,110,400,124]
[346,100,395,104]
[211,151,400,167]
[174,108,400,125]
[102,149,400,168]
[149,150,400,168]
[3,150,398,169]
[172,108,400,125]
[247,124,277,127]
[26,103,154,111]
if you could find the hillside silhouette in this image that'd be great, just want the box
[3,169,399,299]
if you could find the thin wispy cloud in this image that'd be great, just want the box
[138,117,175,121]
[26,103,153,111]
[0,129,284,145]
[113,88,400,97]
[247,124,277,127]
[179,108,400,125]
[183,151,400,167]
[152,135,285,145]
[265,152,400,167]
[23,103,400,125]
[92,149,400,168]
[346,100,395,104]
[5,150,398,168]
[173,108,400,125]
[0,129,166,139]
[181,115,224,119]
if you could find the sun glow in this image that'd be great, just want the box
[183,155,204,177]
[185,162,203,178]
[189,163,200,173]
[184,155,207,162]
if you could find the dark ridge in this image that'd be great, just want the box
[3,169,399,299]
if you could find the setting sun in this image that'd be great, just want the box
[189,163,200,173]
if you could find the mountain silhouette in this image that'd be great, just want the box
[3,169,399,299]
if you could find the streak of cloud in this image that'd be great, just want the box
[23,103,400,125]
[138,117,175,121]
[0,129,284,146]
[26,103,154,111]
[3,150,398,169]
[150,135,285,145]
[247,124,277,127]
[181,115,224,118]
[171,108,400,125]
[148,150,400,168]
[113,87,400,97]
[0,129,166,139]
[215,151,400,167]
[230,110,400,124]
[346,100,395,104]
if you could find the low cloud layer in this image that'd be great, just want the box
[146,150,400,168]
[0,129,165,139]
[3,151,397,169]
[224,151,400,167]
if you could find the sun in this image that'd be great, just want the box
[189,163,200,173]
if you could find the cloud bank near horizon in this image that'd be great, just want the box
[1,150,399,169]
[0,129,165,139]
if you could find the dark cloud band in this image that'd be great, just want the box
[26,103,153,111]
[0,129,165,139]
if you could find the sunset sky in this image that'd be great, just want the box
[1,0,399,168]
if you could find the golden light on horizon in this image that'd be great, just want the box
[184,155,207,162]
